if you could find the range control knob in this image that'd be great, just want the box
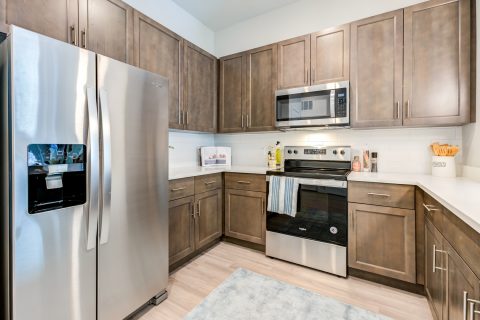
[340,150,345,155]
[287,149,292,154]
[333,150,338,155]
[330,226,338,234]
[293,150,298,154]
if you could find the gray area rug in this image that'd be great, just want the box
[185,268,391,320]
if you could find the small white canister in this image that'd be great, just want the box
[431,156,456,178]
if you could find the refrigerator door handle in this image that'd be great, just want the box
[99,89,112,245]
[86,86,100,250]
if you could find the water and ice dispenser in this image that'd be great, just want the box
[27,144,87,214]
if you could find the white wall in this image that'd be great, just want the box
[169,132,215,168]
[215,127,463,174]
[215,0,428,56]
[123,0,216,54]
[462,0,480,180]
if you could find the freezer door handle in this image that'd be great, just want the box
[99,89,112,245]
[86,86,100,251]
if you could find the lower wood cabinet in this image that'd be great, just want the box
[348,203,416,283]
[225,188,266,245]
[169,174,222,266]
[425,216,480,320]
[195,189,222,250]
[169,196,195,264]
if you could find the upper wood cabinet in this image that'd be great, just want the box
[219,53,245,133]
[350,10,404,128]
[79,0,133,63]
[2,0,133,63]
[3,0,79,43]
[277,35,310,89]
[403,0,471,126]
[245,45,277,131]
[219,44,277,133]
[310,24,350,85]
[183,41,217,132]
[133,11,183,129]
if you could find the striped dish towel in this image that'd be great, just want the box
[267,176,299,217]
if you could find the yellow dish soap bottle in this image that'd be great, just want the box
[275,141,282,168]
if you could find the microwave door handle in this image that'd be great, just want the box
[86,86,100,251]
[99,89,112,245]
[330,90,336,118]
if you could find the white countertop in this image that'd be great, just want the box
[348,172,480,234]
[169,165,269,180]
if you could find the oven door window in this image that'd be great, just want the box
[276,90,333,121]
[267,184,347,246]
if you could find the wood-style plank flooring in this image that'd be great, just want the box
[139,242,432,320]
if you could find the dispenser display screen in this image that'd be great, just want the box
[27,144,87,214]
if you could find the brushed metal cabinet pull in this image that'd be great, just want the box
[236,180,251,184]
[406,100,411,118]
[367,192,390,197]
[423,203,439,212]
[185,111,189,125]
[432,244,447,273]
[246,114,250,128]
[241,114,244,128]
[197,201,201,217]
[81,29,87,48]
[395,101,400,119]
[70,25,77,46]
[464,291,480,320]
[179,110,183,125]
[312,68,316,82]
[171,187,186,192]
[204,180,216,185]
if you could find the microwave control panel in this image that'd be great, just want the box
[335,88,348,118]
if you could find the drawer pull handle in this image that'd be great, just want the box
[171,187,186,192]
[204,181,217,185]
[367,192,390,197]
[236,180,251,184]
[432,244,447,273]
[423,203,439,212]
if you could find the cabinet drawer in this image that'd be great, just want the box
[194,173,222,193]
[169,177,194,200]
[348,181,414,209]
[225,173,266,192]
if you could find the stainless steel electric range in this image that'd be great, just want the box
[266,146,351,277]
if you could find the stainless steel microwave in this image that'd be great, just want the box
[275,81,349,129]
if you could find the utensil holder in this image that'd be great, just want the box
[432,156,456,178]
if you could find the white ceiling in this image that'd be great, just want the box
[171,0,302,31]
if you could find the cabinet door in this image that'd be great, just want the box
[169,196,195,265]
[425,219,446,320]
[350,10,403,128]
[80,0,133,63]
[245,44,277,132]
[403,0,470,126]
[194,190,222,250]
[184,41,217,132]
[225,189,266,245]
[4,0,79,43]
[444,240,480,320]
[219,53,245,133]
[133,11,183,129]
[311,24,350,85]
[348,203,416,283]
[277,35,310,89]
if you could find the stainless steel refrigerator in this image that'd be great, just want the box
[0,26,169,320]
